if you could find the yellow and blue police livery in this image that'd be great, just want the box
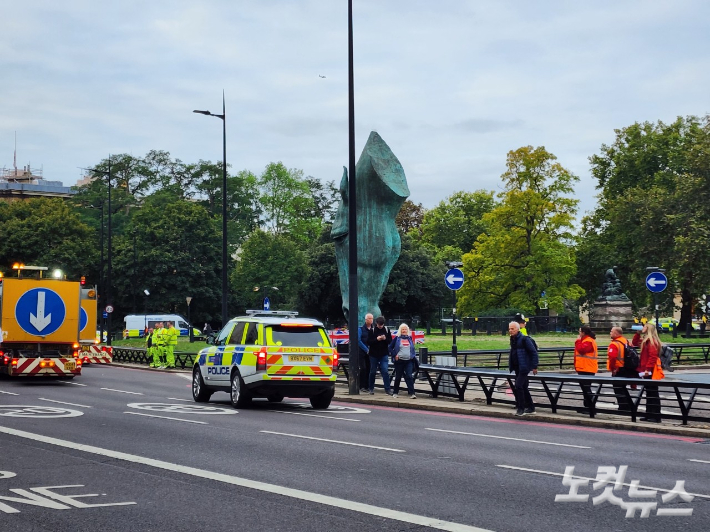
[192,311,339,409]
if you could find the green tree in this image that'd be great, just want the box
[396,200,426,235]
[419,191,496,254]
[231,230,308,311]
[459,146,583,315]
[0,198,96,277]
[580,115,710,328]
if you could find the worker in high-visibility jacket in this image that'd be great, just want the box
[154,322,167,368]
[165,321,179,369]
[607,326,634,413]
[574,325,598,411]
[636,323,664,422]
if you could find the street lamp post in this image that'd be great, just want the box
[194,93,228,328]
[143,289,150,332]
[186,296,193,343]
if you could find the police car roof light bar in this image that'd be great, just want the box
[245,310,299,318]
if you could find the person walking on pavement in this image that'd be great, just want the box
[389,323,417,399]
[367,316,393,395]
[636,323,664,422]
[358,313,374,393]
[508,321,539,416]
[607,326,636,413]
[165,321,178,369]
[574,325,598,412]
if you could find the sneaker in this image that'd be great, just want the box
[369,390,375,395]
[515,408,525,416]
[409,394,417,399]
[360,388,369,393]
[392,393,398,398]
[386,390,394,396]
[524,408,536,415]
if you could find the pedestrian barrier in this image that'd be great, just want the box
[413,364,710,425]
[110,347,195,369]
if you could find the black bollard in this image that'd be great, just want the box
[686,322,693,338]
[672,322,677,339]
[486,321,492,336]
[472,320,477,336]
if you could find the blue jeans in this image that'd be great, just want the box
[393,359,415,395]
[369,355,391,392]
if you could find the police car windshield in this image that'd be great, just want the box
[266,325,327,347]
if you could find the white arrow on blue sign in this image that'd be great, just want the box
[263,296,271,311]
[645,271,668,293]
[15,288,66,335]
[445,268,465,291]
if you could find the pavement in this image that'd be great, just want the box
[109,361,710,439]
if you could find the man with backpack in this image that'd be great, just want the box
[607,327,638,413]
[508,321,538,416]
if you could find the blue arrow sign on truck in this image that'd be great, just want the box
[645,271,668,293]
[445,268,465,290]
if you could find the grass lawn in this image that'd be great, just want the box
[110,330,706,355]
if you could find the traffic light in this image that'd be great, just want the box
[80,276,86,286]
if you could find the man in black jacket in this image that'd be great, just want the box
[508,321,539,416]
[366,316,394,395]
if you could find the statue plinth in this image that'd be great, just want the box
[589,299,634,331]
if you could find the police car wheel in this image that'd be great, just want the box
[309,389,334,410]
[230,372,251,408]
[192,367,212,403]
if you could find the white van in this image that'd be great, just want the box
[123,314,202,339]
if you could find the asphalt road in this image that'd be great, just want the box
[0,365,708,532]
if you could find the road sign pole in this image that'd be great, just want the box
[452,289,457,356]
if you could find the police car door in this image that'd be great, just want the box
[206,322,240,385]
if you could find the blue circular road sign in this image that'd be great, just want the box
[445,268,465,291]
[80,307,88,332]
[15,288,67,336]
[646,271,668,293]
[263,296,271,311]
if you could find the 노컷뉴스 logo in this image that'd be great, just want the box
[555,466,694,518]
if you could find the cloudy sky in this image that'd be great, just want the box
[2,0,709,218]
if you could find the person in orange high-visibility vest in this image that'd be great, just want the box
[574,325,598,411]
[636,323,664,422]
[607,327,635,413]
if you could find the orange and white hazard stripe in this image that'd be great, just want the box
[80,345,113,365]
[8,357,82,377]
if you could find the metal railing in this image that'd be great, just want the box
[110,347,195,369]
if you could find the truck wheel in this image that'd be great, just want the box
[192,366,212,403]
[309,388,334,410]
[230,371,251,408]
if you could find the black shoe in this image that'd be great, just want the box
[640,417,661,423]
[576,408,590,414]
[523,408,536,415]
[515,408,525,416]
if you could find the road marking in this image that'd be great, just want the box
[100,388,143,395]
[268,411,360,422]
[38,398,92,409]
[0,406,83,418]
[497,464,710,500]
[261,431,403,452]
[689,459,710,465]
[0,425,489,532]
[176,374,191,380]
[425,428,591,448]
[167,397,194,402]
[123,412,207,425]
[127,403,236,415]
[0,391,19,396]
[58,381,87,386]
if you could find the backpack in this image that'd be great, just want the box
[525,335,538,352]
[660,344,674,371]
[621,342,640,370]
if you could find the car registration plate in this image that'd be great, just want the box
[289,356,314,362]
[64,360,76,370]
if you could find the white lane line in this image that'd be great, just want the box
[0,426,487,532]
[0,390,19,396]
[261,431,403,452]
[268,410,360,422]
[497,464,710,500]
[176,374,191,380]
[59,381,87,386]
[38,398,92,409]
[167,397,194,402]
[689,459,710,465]
[426,428,591,449]
[124,412,207,425]
[100,388,143,395]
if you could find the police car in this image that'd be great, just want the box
[192,311,338,409]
